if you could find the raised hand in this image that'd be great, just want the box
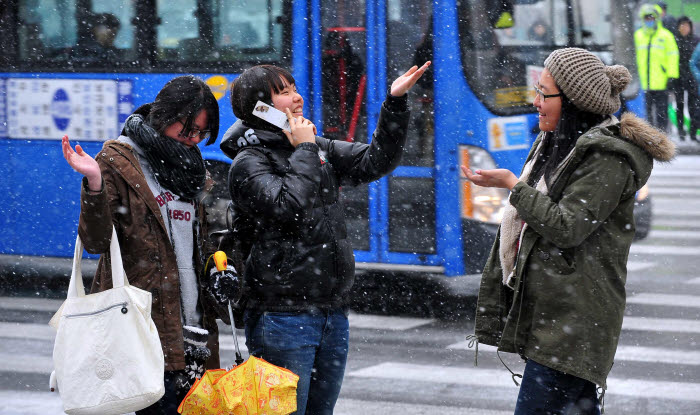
[461,166,520,190]
[283,108,317,147]
[61,135,102,191]
[390,61,431,97]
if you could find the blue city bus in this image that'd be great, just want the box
[0,0,646,297]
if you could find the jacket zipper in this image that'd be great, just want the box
[322,204,339,291]
[64,302,128,318]
[646,30,657,90]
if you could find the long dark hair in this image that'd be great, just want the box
[528,92,606,188]
[147,75,220,145]
[229,65,296,130]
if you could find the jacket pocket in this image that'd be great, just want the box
[536,245,576,276]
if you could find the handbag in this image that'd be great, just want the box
[49,227,165,414]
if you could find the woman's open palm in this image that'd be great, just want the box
[62,135,101,183]
[390,61,431,97]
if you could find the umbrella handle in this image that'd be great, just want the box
[228,300,245,366]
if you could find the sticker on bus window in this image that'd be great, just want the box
[487,116,529,152]
[1,78,133,141]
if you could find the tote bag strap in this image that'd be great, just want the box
[67,226,129,299]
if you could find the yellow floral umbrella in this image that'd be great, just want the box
[178,356,299,415]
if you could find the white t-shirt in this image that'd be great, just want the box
[118,136,201,327]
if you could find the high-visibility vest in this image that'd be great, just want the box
[635,24,680,91]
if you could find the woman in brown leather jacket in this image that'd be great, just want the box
[61,76,227,414]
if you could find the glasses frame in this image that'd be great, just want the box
[534,85,563,102]
[177,120,211,141]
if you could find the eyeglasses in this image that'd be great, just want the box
[534,85,563,102]
[177,120,211,141]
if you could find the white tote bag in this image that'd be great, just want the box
[49,227,165,414]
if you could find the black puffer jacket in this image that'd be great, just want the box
[220,96,409,311]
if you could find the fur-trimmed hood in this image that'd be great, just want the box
[618,112,675,162]
[569,111,676,191]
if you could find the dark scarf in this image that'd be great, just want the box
[123,114,206,201]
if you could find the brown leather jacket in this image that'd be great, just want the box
[78,139,220,371]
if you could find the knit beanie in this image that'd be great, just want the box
[544,48,631,115]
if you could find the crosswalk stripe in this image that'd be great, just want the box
[648,230,700,239]
[348,362,700,402]
[445,342,700,366]
[348,313,435,330]
[626,261,655,272]
[687,277,700,285]
[652,218,700,228]
[0,391,66,414]
[335,398,512,415]
[0,297,62,312]
[649,188,700,196]
[651,170,700,178]
[629,244,700,256]
[0,353,53,374]
[0,322,54,341]
[622,316,700,333]
[627,293,700,308]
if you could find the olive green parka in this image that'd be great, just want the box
[473,113,675,388]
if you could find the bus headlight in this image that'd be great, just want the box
[458,145,508,224]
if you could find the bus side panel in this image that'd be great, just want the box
[433,0,534,276]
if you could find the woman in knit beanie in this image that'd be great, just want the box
[463,48,675,414]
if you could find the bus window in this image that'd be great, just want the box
[18,0,136,66]
[386,0,436,255]
[389,177,436,254]
[458,0,618,116]
[156,0,285,64]
[321,0,370,250]
[387,0,433,168]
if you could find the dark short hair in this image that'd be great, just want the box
[678,16,693,29]
[148,75,220,145]
[93,13,120,30]
[229,65,296,129]
[657,2,667,11]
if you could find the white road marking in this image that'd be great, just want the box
[651,170,700,178]
[0,297,63,312]
[335,398,513,415]
[446,342,700,365]
[648,230,700,239]
[649,188,700,196]
[0,391,66,414]
[629,244,700,256]
[626,261,656,272]
[627,293,700,308]
[348,313,435,331]
[0,353,54,374]
[348,362,700,402]
[687,277,700,285]
[652,218,700,228]
[622,317,700,333]
[0,322,55,341]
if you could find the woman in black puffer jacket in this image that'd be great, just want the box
[220,63,428,415]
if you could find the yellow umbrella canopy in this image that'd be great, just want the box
[178,356,299,415]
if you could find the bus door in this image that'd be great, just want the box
[315,0,440,270]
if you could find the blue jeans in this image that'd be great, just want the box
[514,359,600,415]
[244,308,349,415]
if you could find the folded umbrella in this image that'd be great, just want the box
[179,256,299,415]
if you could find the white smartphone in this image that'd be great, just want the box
[252,101,291,132]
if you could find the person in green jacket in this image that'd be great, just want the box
[634,3,680,132]
[462,48,675,414]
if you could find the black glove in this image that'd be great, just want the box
[204,264,241,325]
[176,325,211,392]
